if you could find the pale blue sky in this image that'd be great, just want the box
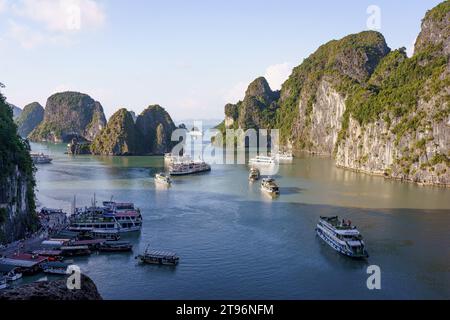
[0,0,443,121]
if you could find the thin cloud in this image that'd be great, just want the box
[264,62,292,90]
[6,0,106,48]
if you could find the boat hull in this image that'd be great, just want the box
[316,228,368,259]
[170,168,211,176]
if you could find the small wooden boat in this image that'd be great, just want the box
[136,245,179,266]
[99,241,133,252]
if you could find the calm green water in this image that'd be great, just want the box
[25,142,450,299]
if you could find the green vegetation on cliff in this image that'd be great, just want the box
[275,31,390,143]
[15,102,44,138]
[0,89,38,243]
[29,92,106,143]
[91,109,142,155]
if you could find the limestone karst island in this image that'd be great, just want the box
[0,0,449,308]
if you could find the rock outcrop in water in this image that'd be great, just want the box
[135,105,177,155]
[91,108,142,156]
[0,274,102,300]
[0,92,39,244]
[219,1,449,187]
[15,102,44,138]
[91,105,177,156]
[29,92,107,143]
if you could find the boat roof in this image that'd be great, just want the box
[32,250,63,256]
[0,255,48,268]
[114,211,140,217]
[145,250,178,258]
[71,239,105,246]
[61,246,89,250]
[42,262,69,268]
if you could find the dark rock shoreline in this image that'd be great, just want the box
[0,274,102,300]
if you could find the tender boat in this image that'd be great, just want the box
[249,155,276,165]
[316,216,369,259]
[248,167,261,182]
[155,172,172,185]
[99,241,133,252]
[136,245,179,266]
[169,160,211,176]
[261,178,280,195]
[30,153,53,164]
[42,262,70,275]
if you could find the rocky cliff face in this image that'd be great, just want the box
[136,105,177,155]
[0,274,102,300]
[224,77,279,131]
[0,93,39,244]
[219,1,449,186]
[29,92,106,143]
[8,103,22,119]
[91,109,142,156]
[15,102,44,138]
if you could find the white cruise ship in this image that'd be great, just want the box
[316,216,369,259]
[249,155,276,165]
[69,201,142,233]
[30,153,53,164]
[169,160,211,176]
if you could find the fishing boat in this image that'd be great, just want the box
[248,167,260,182]
[249,155,276,165]
[169,160,211,176]
[0,276,8,290]
[261,178,280,195]
[316,216,369,259]
[42,262,69,275]
[136,245,179,266]
[155,172,172,185]
[99,241,133,252]
[30,153,53,164]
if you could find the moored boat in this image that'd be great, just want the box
[136,245,179,266]
[99,241,133,252]
[42,262,70,275]
[155,172,172,185]
[0,265,22,282]
[261,178,280,195]
[316,216,369,259]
